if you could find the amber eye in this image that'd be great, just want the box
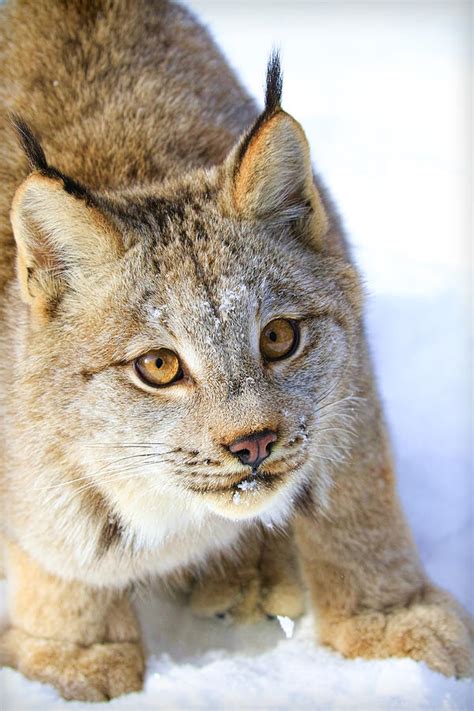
[260,319,300,362]
[134,349,182,387]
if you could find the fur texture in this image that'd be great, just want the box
[0,0,472,700]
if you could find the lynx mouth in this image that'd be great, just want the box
[187,454,308,497]
[187,470,283,496]
[187,453,310,522]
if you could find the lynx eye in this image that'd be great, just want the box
[260,319,299,362]
[134,349,182,387]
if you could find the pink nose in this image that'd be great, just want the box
[228,430,277,468]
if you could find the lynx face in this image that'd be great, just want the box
[11,181,358,530]
[86,211,355,520]
[10,64,361,532]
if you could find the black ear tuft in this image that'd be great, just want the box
[264,50,283,115]
[10,114,93,203]
[235,52,284,169]
[10,114,49,172]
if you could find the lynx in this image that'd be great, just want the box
[0,0,471,701]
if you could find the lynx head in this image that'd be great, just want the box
[10,55,362,541]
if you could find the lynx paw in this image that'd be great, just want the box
[0,627,145,701]
[321,587,474,677]
[190,568,305,623]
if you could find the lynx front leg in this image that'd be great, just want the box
[0,541,144,701]
[296,439,473,677]
[189,525,305,623]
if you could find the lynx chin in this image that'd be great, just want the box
[0,0,472,701]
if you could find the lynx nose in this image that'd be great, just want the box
[227,430,277,468]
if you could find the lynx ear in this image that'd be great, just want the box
[10,117,122,320]
[11,173,122,320]
[228,54,328,248]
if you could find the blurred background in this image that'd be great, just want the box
[191,0,472,612]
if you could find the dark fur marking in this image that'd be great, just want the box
[193,217,208,240]
[81,483,127,556]
[294,481,316,517]
[180,233,221,321]
[226,379,242,400]
[264,50,283,115]
[11,114,94,203]
[11,114,48,171]
[103,195,188,246]
[98,513,126,555]
[142,195,186,229]
[235,51,283,172]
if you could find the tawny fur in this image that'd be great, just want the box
[0,0,472,701]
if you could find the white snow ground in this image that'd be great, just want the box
[1,1,472,709]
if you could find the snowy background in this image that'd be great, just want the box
[1,0,472,709]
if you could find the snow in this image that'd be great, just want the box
[219,284,248,322]
[276,615,295,640]
[237,478,258,492]
[1,1,472,708]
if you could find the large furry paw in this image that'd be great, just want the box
[0,627,145,701]
[189,563,305,623]
[321,587,474,677]
[188,527,305,624]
